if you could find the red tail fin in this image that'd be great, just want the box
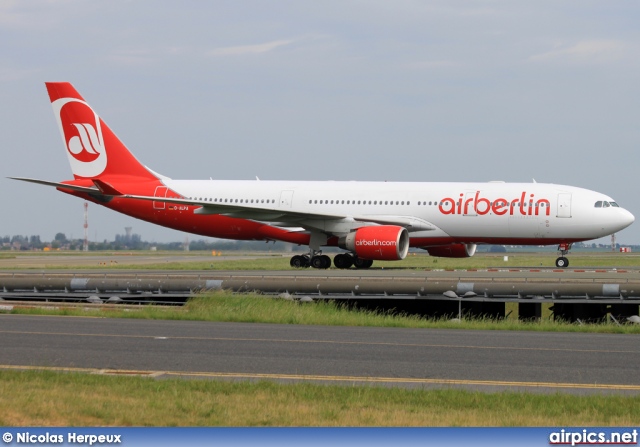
[46,82,157,181]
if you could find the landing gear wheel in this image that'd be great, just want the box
[311,255,332,269]
[290,255,310,268]
[333,253,354,269]
[555,243,572,269]
[353,258,374,269]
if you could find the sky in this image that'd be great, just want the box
[1,0,639,244]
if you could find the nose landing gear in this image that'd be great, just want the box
[555,243,572,268]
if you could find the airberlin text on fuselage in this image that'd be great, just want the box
[439,191,551,216]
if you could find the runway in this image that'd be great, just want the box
[1,314,639,395]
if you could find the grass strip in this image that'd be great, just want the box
[30,253,640,270]
[0,369,638,426]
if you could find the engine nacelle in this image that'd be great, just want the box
[426,243,477,258]
[339,225,409,261]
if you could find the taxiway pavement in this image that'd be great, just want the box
[1,314,638,395]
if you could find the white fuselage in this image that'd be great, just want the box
[161,179,634,245]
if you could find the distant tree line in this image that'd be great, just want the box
[1,231,302,252]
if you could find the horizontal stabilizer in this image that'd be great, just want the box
[9,177,100,194]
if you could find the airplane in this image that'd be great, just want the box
[11,82,635,269]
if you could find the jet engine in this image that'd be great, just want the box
[339,225,409,261]
[425,243,477,258]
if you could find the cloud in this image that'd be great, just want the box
[0,0,77,29]
[0,0,36,28]
[528,39,627,64]
[0,66,40,82]
[409,60,461,70]
[208,39,294,56]
[103,48,156,66]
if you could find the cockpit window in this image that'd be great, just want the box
[595,200,620,208]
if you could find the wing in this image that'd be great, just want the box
[121,193,436,232]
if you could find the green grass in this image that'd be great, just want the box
[25,252,639,270]
[8,292,640,334]
[0,369,637,426]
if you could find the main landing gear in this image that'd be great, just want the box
[289,252,373,269]
[333,253,373,269]
[289,253,332,269]
[555,243,572,268]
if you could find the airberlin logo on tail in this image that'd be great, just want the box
[51,97,107,178]
[67,123,102,163]
[439,191,551,216]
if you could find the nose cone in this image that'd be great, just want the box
[618,208,635,231]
